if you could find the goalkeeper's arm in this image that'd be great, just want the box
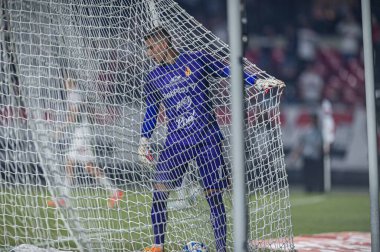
[199,52,284,90]
[139,76,163,166]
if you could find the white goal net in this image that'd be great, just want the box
[0,0,294,251]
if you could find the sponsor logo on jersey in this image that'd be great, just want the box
[185,66,191,77]
[176,110,196,128]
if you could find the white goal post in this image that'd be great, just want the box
[0,0,294,251]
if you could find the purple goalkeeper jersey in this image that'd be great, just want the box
[142,51,256,148]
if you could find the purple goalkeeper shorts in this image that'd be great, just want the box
[155,142,229,190]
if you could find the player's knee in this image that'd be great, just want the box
[84,163,97,175]
[84,165,92,173]
[153,183,169,192]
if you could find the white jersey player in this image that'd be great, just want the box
[66,121,95,164]
[47,78,123,208]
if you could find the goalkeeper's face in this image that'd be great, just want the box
[145,37,169,64]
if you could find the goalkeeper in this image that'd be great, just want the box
[139,26,277,252]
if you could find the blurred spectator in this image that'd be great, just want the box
[373,15,380,45]
[323,75,342,104]
[210,17,228,43]
[175,0,370,108]
[260,25,278,70]
[297,62,324,105]
[283,25,298,57]
[373,15,380,83]
[297,17,319,68]
[336,12,362,61]
[245,46,261,66]
[311,0,339,34]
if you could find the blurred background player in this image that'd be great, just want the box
[139,26,277,252]
[166,170,199,210]
[290,112,324,193]
[321,99,335,192]
[47,78,123,208]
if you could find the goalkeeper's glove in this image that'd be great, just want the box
[254,78,285,91]
[138,137,154,167]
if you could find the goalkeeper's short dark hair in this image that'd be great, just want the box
[144,26,172,45]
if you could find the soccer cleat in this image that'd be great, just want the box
[143,246,164,252]
[47,198,67,208]
[108,190,124,208]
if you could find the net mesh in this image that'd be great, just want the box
[0,0,294,251]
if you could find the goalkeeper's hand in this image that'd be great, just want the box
[138,137,155,167]
[254,78,285,91]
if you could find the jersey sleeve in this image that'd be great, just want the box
[141,73,162,139]
[198,51,257,86]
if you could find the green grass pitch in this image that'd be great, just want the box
[290,189,370,235]
[0,187,371,251]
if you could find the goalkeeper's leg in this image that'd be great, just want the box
[146,147,190,251]
[205,189,226,252]
[149,184,170,251]
[197,143,229,252]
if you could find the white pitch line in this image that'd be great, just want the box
[291,195,326,206]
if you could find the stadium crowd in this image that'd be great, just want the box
[178,0,380,108]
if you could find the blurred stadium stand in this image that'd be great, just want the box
[179,0,379,107]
